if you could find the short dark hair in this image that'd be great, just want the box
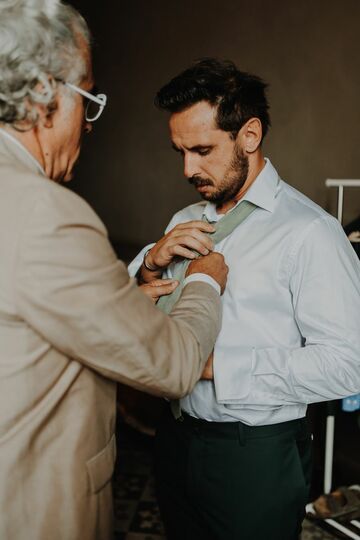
[155,58,270,140]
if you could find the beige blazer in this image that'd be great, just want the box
[0,131,221,540]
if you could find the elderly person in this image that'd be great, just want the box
[0,2,228,539]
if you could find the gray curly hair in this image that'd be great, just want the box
[0,0,91,127]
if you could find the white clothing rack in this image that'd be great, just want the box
[325,179,360,223]
[324,179,360,497]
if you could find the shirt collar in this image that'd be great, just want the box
[202,157,279,222]
[0,128,46,177]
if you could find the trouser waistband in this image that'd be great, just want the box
[170,408,307,440]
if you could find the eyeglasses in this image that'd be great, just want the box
[64,82,107,122]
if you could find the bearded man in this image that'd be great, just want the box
[129,58,360,540]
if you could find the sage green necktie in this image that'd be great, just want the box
[157,200,257,314]
[156,199,258,419]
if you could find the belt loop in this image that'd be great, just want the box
[237,423,246,447]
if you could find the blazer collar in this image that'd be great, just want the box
[0,128,46,177]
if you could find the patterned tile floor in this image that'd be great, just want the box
[113,423,165,540]
[113,421,351,540]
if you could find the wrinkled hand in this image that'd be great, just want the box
[201,352,214,380]
[139,279,179,303]
[186,252,228,295]
[144,220,215,273]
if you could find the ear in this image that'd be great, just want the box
[236,117,262,153]
[33,75,60,129]
[36,97,59,129]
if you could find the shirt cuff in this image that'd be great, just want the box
[183,273,221,295]
[213,345,253,402]
[127,243,155,276]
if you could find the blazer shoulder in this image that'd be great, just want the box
[21,176,107,236]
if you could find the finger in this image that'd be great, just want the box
[186,228,215,251]
[150,279,178,287]
[170,234,213,255]
[163,226,215,251]
[171,245,199,260]
[151,282,179,298]
[173,220,216,233]
[171,228,214,250]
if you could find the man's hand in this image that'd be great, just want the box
[186,252,228,294]
[201,352,214,380]
[141,221,215,282]
[139,279,179,303]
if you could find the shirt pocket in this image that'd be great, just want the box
[86,433,116,494]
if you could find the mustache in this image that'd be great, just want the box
[188,177,214,187]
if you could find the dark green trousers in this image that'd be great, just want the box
[154,407,312,540]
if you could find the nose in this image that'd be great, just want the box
[183,153,200,178]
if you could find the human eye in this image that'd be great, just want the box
[196,147,212,156]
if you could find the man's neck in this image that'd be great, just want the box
[216,153,266,214]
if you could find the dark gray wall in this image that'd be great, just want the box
[70,0,360,248]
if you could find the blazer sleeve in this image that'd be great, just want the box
[14,185,222,398]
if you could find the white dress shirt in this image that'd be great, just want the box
[128,159,360,426]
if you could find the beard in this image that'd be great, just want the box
[188,145,249,206]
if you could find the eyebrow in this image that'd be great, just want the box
[171,143,182,152]
[171,143,214,153]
